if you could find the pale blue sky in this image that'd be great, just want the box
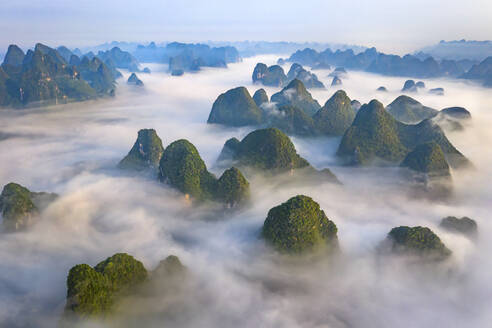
[1,0,491,54]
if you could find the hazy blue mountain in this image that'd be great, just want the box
[127,73,144,86]
[167,43,240,74]
[252,63,288,87]
[429,88,444,95]
[440,107,471,120]
[270,79,321,115]
[386,95,438,124]
[287,46,482,79]
[97,47,141,72]
[134,42,167,62]
[77,56,116,94]
[286,63,325,88]
[3,45,25,67]
[206,41,366,57]
[130,42,241,75]
[290,47,379,71]
[56,46,74,62]
[331,76,342,86]
[252,88,269,107]
[461,56,492,87]
[419,40,492,61]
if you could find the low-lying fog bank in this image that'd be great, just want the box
[0,55,491,327]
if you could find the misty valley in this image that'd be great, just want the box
[0,40,491,328]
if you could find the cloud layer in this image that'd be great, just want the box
[0,56,491,327]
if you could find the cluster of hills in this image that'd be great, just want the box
[0,42,481,323]
[57,197,474,323]
[0,42,191,107]
[208,78,471,197]
[1,125,341,234]
[287,47,492,87]
[56,45,147,74]
[66,42,242,76]
[1,119,477,291]
[132,42,241,75]
[253,62,325,88]
[68,40,370,76]
[2,163,475,324]
[75,40,366,59]
[0,44,119,108]
[0,41,243,107]
[2,175,475,324]
[3,39,490,109]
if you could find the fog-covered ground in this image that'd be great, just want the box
[0,55,491,327]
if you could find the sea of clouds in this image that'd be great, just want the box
[0,55,491,327]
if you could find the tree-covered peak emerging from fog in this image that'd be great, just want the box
[158,139,250,206]
[63,253,185,323]
[262,195,338,254]
[0,182,57,232]
[385,226,452,260]
[218,128,340,184]
[337,99,469,168]
[253,62,324,89]
[207,80,357,137]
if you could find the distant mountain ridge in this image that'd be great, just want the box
[418,40,492,61]
[288,47,469,77]
[288,46,492,87]
[132,42,242,75]
[78,40,367,58]
[74,41,371,75]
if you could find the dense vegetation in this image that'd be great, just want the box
[221,128,310,172]
[0,182,57,232]
[262,195,338,253]
[400,142,450,176]
[159,139,249,205]
[215,167,251,207]
[207,87,263,126]
[313,90,355,135]
[159,139,218,200]
[218,128,339,183]
[64,253,185,321]
[119,129,164,172]
[386,226,451,259]
[337,100,468,167]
